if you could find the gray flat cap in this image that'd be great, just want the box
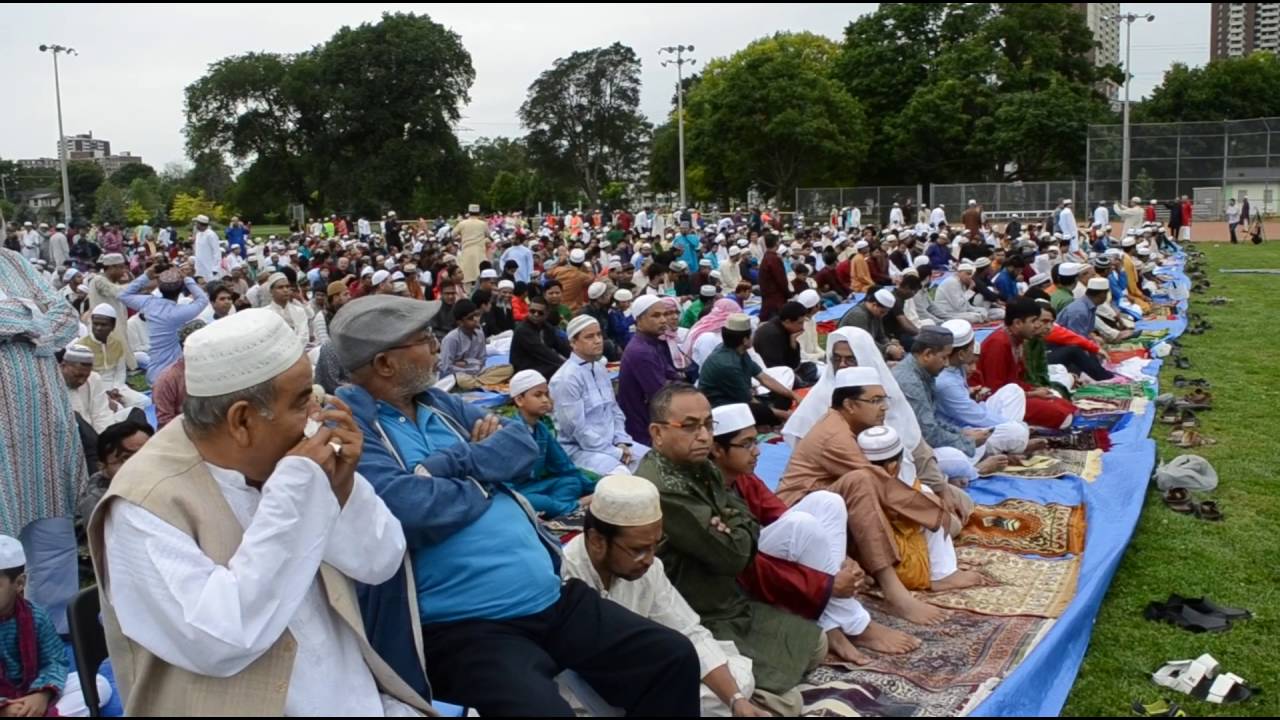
[330,295,441,372]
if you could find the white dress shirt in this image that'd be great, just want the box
[194,229,223,280]
[103,457,414,716]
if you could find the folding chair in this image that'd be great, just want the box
[66,585,109,717]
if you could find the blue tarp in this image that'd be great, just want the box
[752,259,1189,716]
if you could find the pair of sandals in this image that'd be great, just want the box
[1132,698,1186,716]
[1172,376,1209,389]
[1151,654,1258,705]
[1145,594,1251,633]
[1173,356,1192,370]
[1159,408,1198,430]
[1176,388,1213,411]
[1167,429,1216,448]
[1162,488,1222,520]
[1208,296,1231,306]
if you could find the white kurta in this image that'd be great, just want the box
[930,207,946,228]
[102,458,415,717]
[1058,209,1079,253]
[889,208,905,227]
[194,229,223,280]
[549,352,648,475]
[561,536,754,717]
[932,276,985,323]
[1093,206,1109,230]
[68,372,117,434]
[49,232,70,268]
[269,301,312,347]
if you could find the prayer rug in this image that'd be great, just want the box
[1046,448,1105,483]
[542,507,585,539]
[1073,397,1133,416]
[956,499,1086,557]
[1037,427,1112,452]
[1106,348,1150,363]
[922,546,1080,618]
[799,597,1050,717]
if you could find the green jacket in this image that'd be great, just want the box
[637,451,821,693]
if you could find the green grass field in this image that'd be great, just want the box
[1064,242,1280,716]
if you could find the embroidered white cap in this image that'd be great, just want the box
[713,403,755,437]
[858,425,903,461]
[591,475,662,526]
[184,309,304,398]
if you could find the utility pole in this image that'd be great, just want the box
[1104,13,1155,203]
[659,45,697,209]
[39,43,77,226]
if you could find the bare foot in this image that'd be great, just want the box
[930,568,995,592]
[851,620,921,654]
[885,593,948,625]
[1025,438,1050,453]
[975,454,1009,475]
[825,628,871,665]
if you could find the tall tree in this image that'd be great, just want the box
[519,42,651,207]
[64,161,106,221]
[94,181,126,224]
[108,162,158,188]
[1135,52,1280,123]
[184,12,474,216]
[684,32,870,205]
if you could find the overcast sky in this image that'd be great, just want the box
[1,3,1208,170]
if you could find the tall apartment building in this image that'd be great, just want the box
[1073,3,1122,99]
[1211,3,1280,58]
[59,131,111,160]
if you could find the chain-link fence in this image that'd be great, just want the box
[928,181,1081,221]
[795,186,923,227]
[1087,117,1280,220]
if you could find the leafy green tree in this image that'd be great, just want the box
[94,181,126,224]
[108,162,158,188]
[1136,52,1280,122]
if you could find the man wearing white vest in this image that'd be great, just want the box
[88,309,432,716]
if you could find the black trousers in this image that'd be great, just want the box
[1046,343,1114,381]
[420,578,701,716]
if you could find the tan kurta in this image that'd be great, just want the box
[87,274,136,370]
[456,217,490,284]
[776,410,944,575]
[850,254,874,293]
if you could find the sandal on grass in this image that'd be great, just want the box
[1131,699,1186,717]
[1166,594,1251,621]
[1194,501,1223,522]
[1174,357,1193,370]
[1163,488,1195,514]
[1144,600,1231,633]
[1154,654,1260,704]
[1174,430,1217,449]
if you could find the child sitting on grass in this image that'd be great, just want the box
[0,535,67,717]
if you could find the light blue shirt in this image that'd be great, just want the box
[500,245,535,283]
[675,233,701,268]
[1056,296,1097,338]
[377,400,560,624]
[119,274,209,384]
[935,366,1006,428]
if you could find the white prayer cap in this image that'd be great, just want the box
[267,272,289,288]
[591,475,662,526]
[609,258,622,270]
[566,314,600,340]
[956,262,976,273]
[885,234,899,243]
[570,248,586,264]
[858,426,903,462]
[1105,248,1124,258]
[22,221,31,227]
[371,270,390,286]
[62,268,81,282]
[724,313,752,332]
[699,258,712,268]
[913,255,932,269]
[509,369,547,397]
[710,270,722,281]
[671,260,688,272]
[641,242,653,251]
[62,344,95,365]
[629,294,663,318]
[973,257,992,270]
[1137,244,1152,256]
[1132,196,1142,204]
[797,289,820,309]
[391,271,406,282]
[1058,262,1083,277]
[779,246,790,256]
[100,253,126,266]
[713,403,756,437]
[91,303,117,319]
[614,289,634,303]
[873,288,896,308]
[1087,277,1111,291]
[0,535,24,571]
[728,246,741,257]
[715,233,726,242]
[941,319,974,347]
[498,279,515,290]
[855,240,870,251]
[968,199,978,206]
[360,266,375,277]
[194,214,210,225]
[588,281,609,300]
[1063,199,1073,205]
[737,239,749,248]
[480,268,499,279]
[1122,236,1137,248]
[1029,272,1051,287]
[185,309,304,398]
[700,285,717,298]
[384,258,397,270]
[834,366,880,389]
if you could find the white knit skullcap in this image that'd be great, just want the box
[835,366,880,389]
[509,369,547,397]
[588,281,609,300]
[566,314,599,340]
[941,319,974,347]
[797,289,820,309]
[858,426,903,461]
[873,288,896,308]
[592,475,662,526]
[713,403,755,437]
[91,303,117,319]
[629,294,663,318]
[184,309,304,398]
[62,344,95,365]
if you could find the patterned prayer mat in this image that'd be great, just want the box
[922,546,1080,618]
[541,507,585,539]
[1037,428,1112,452]
[1073,396,1133,416]
[978,449,1102,481]
[956,498,1086,557]
[799,597,1050,717]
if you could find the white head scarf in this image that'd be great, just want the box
[782,326,924,476]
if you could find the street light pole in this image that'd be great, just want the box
[1104,13,1155,204]
[39,43,77,226]
[659,45,696,209]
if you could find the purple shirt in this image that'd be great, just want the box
[617,331,681,445]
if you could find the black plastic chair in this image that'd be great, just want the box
[66,585,109,717]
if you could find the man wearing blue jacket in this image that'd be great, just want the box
[331,296,699,717]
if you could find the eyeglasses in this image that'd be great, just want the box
[611,535,668,562]
[727,437,758,450]
[855,395,890,407]
[662,417,715,434]
[831,353,857,367]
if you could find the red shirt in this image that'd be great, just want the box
[758,250,791,320]
[976,327,1033,392]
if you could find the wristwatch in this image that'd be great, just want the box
[730,692,746,707]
